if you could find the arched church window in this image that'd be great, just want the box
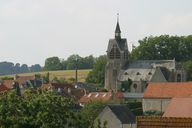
[177,74,181,82]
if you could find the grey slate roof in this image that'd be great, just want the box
[118,59,175,82]
[119,68,156,81]
[108,105,135,124]
[115,21,121,33]
[127,60,175,70]
[107,38,127,51]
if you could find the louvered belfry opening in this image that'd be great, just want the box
[109,45,120,59]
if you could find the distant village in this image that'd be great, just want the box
[1,20,192,128]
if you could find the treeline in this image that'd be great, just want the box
[0,62,42,75]
[44,54,95,71]
[131,35,192,61]
[0,54,96,75]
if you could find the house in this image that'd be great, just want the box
[163,97,192,117]
[74,82,97,92]
[137,116,192,128]
[95,105,136,128]
[0,81,10,92]
[3,80,14,89]
[42,83,85,100]
[143,82,192,113]
[79,91,112,106]
[0,84,9,92]
[105,18,186,94]
[14,75,42,88]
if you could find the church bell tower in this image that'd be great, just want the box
[104,15,129,92]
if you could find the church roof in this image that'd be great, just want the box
[107,38,127,51]
[127,60,175,70]
[119,65,168,82]
[118,60,176,82]
[119,68,156,82]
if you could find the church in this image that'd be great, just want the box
[104,19,186,93]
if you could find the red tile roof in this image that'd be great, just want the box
[79,91,112,104]
[144,82,192,98]
[115,91,124,98]
[137,116,192,128]
[0,84,9,92]
[163,97,192,118]
[3,80,14,89]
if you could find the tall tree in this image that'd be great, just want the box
[44,56,62,71]
[86,55,107,86]
[30,64,42,72]
[130,35,192,61]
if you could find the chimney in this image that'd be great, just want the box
[68,87,71,94]
[83,89,87,96]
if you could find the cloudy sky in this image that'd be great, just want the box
[0,0,192,66]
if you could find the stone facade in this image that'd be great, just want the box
[142,98,171,113]
[95,105,136,128]
[105,20,187,93]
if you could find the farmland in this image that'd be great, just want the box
[0,69,91,82]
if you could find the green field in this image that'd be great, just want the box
[0,69,91,82]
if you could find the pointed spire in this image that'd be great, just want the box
[115,13,121,39]
[115,13,121,33]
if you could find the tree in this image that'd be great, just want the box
[183,61,192,81]
[65,54,81,70]
[0,89,107,128]
[130,35,192,61]
[86,55,107,87]
[44,57,62,71]
[121,78,132,92]
[20,64,30,73]
[30,64,42,72]
[0,89,79,128]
